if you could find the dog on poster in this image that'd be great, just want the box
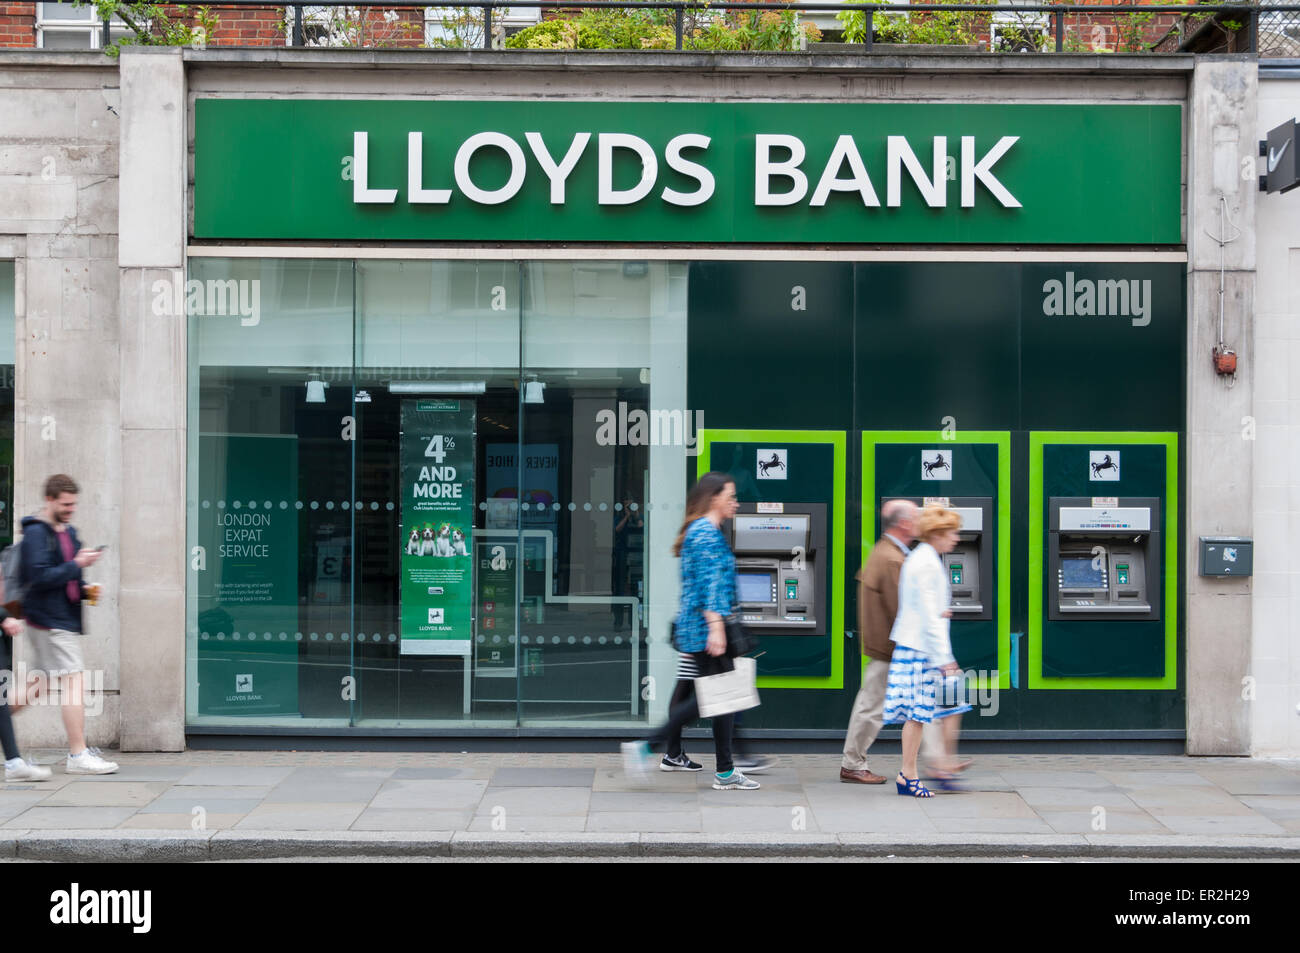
[406,529,421,556]
[435,523,454,557]
[451,527,468,556]
[420,527,435,556]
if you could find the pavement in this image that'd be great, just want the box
[1,749,1298,861]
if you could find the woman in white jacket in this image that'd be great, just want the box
[883,505,972,797]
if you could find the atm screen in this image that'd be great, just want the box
[1062,557,1107,589]
[736,572,775,604]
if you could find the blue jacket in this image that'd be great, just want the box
[674,517,735,653]
[19,516,84,633]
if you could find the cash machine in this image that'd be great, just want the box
[891,498,994,622]
[1048,498,1160,621]
[727,502,827,637]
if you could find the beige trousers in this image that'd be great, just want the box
[842,657,944,772]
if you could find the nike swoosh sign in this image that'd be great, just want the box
[1269,138,1290,173]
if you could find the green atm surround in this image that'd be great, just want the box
[862,431,1011,692]
[696,429,847,690]
[1029,431,1178,690]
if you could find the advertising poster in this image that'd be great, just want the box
[400,399,475,656]
[196,433,300,715]
[485,442,559,534]
[474,539,516,676]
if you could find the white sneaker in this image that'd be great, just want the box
[5,759,53,782]
[712,769,761,791]
[620,741,653,782]
[66,748,118,775]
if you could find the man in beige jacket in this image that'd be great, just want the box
[840,499,917,783]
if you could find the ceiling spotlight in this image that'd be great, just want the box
[305,377,328,403]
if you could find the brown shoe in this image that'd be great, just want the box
[840,767,888,784]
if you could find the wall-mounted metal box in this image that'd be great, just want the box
[1199,537,1253,577]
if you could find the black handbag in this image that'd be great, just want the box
[724,615,757,657]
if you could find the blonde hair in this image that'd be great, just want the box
[917,505,962,542]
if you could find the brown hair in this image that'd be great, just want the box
[672,472,734,557]
[43,474,79,499]
[917,505,962,542]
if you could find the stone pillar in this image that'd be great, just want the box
[1184,61,1257,756]
[118,48,187,751]
[3,59,122,749]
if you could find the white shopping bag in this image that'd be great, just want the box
[695,656,760,718]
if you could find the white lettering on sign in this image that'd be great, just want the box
[353,131,397,204]
[350,131,1022,210]
[525,131,590,204]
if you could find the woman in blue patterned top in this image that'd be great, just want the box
[622,472,760,791]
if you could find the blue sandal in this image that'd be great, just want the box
[896,773,934,798]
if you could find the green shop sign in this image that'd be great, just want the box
[400,399,476,656]
[194,99,1181,245]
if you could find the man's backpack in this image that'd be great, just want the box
[0,524,59,618]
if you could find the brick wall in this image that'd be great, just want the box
[0,2,35,48]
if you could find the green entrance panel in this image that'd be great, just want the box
[1029,432,1178,689]
[697,430,846,689]
[863,432,1011,691]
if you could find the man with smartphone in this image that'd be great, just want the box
[15,473,116,774]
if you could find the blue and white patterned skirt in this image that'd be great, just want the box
[882,646,973,725]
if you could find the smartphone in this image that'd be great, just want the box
[94,545,108,552]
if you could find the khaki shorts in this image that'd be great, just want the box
[25,628,84,678]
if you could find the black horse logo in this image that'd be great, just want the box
[922,453,950,477]
[1091,454,1118,478]
[758,453,786,477]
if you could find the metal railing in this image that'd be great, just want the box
[101,1,1300,55]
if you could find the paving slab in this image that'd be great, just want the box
[1123,786,1266,816]
[4,807,141,829]
[283,767,394,782]
[234,803,368,831]
[1038,810,1170,835]
[71,765,194,783]
[588,791,701,812]
[919,792,1040,819]
[350,808,474,831]
[587,811,703,833]
[465,815,590,833]
[263,779,386,804]
[810,809,941,834]
[474,786,590,816]
[1100,770,1219,789]
[43,781,171,808]
[1150,814,1288,835]
[997,770,1118,789]
[140,797,263,815]
[930,817,1057,834]
[119,813,247,831]
[490,767,595,787]
[177,767,298,787]
[368,780,488,810]
[390,767,478,781]
[700,805,820,833]
[591,767,698,792]
[1014,786,1146,810]
[1195,768,1300,796]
